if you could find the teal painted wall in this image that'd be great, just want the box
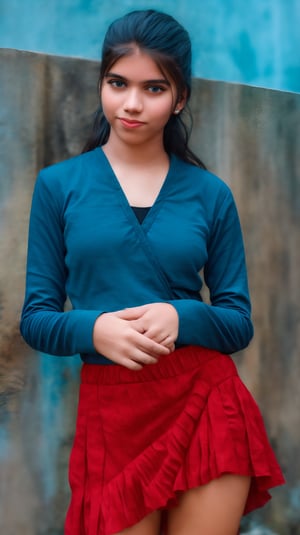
[1,0,300,92]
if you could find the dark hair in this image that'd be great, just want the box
[83,9,206,169]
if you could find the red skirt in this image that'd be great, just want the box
[65,346,285,535]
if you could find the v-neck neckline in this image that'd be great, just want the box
[96,146,175,227]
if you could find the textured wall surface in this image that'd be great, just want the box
[1,0,300,92]
[0,49,299,534]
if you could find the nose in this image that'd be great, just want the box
[123,88,143,113]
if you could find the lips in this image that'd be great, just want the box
[119,117,145,128]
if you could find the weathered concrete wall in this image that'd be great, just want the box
[0,49,299,534]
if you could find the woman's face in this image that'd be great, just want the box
[100,47,185,149]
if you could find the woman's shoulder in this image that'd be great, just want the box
[175,156,233,201]
[38,148,100,183]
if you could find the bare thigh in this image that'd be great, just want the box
[167,474,251,535]
[113,510,162,535]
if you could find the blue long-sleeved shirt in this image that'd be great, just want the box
[20,147,253,364]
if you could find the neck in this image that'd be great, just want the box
[102,133,168,167]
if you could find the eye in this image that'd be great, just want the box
[107,79,126,89]
[146,85,166,94]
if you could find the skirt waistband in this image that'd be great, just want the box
[80,345,237,385]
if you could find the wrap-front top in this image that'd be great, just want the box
[20,147,253,364]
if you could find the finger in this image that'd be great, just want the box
[113,306,148,320]
[160,335,175,346]
[165,342,175,352]
[152,334,175,353]
[120,357,144,371]
[142,326,164,341]
[120,349,159,369]
[130,319,146,333]
[139,337,170,356]
[126,329,170,356]
[131,350,159,366]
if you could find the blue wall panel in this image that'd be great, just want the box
[1,0,300,92]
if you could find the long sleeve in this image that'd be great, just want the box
[20,150,253,362]
[20,171,101,356]
[168,188,253,353]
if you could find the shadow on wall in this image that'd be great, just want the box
[0,49,300,534]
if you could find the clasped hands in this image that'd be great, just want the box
[92,302,179,370]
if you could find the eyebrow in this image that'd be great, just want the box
[105,72,170,85]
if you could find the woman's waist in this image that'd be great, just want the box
[80,341,187,365]
[80,345,236,385]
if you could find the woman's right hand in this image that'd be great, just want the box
[92,313,171,370]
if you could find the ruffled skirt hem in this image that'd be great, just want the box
[64,346,285,535]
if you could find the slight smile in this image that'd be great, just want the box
[118,117,146,128]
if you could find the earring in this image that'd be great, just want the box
[174,108,181,115]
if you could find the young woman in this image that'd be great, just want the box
[20,9,284,535]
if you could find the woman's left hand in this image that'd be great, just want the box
[114,303,179,350]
